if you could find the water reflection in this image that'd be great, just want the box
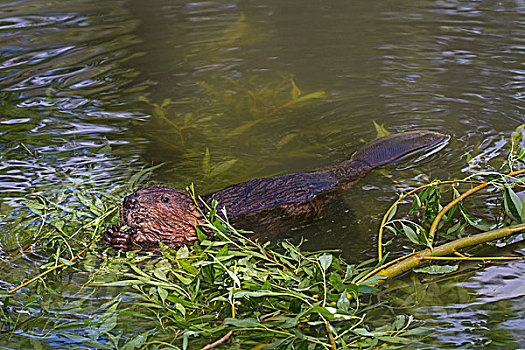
[416,263,525,349]
[0,0,149,210]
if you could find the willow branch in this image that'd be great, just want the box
[371,223,525,284]
[427,169,525,247]
[8,241,93,293]
[378,180,484,261]
[201,331,233,350]
[323,317,337,350]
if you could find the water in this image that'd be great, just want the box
[1,0,524,348]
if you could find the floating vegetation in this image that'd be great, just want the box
[361,125,525,285]
[202,147,237,179]
[2,129,525,349]
[2,173,430,349]
[91,187,431,349]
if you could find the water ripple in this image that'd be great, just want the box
[0,14,78,30]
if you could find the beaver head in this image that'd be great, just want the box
[120,185,204,248]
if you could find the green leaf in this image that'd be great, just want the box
[344,265,355,281]
[353,328,376,337]
[393,315,406,331]
[504,185,524,221]
[210,159,238,177]
[357,274,386,286]
[182,331,196,350]
[290,79,301,100]
[212,255,241,287]
[179,260,198,275]
[228,120,262,136]
[177,245,190,259]
[128,163,164,188]
[58,258,75,266]
[400,223,421,245]
[357,284,379,294]
[120,329,155,350]
[196,226,207,241]
[446,221,462,234]
[93,280,143,287]
[403,326,433,336]
[161,98,173,108]
[377,336,411,344]
[224,317,261,328]
[459,206,495,231]
[373,120,390,138]
[153,268,167,281]
[318,254,333,271]
[413,265,458,274]
[202,148,211,176]
[96,313,118,336]
[518,148,525,160]
[174,273,193,285]
[336,291,350,312]
[234,290,289,298]
[329,272,344,292]
[410,193,422,212]
[288,91,326,104]
[23,198,46,215]
[158,286,168,304]
[61,334,92,343]
[386,205,397,222]
[175,303,186,316]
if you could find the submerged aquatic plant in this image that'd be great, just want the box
[199,75,326,136]
[137,12,327,162]
[139,73,328,192]
[141,75,326,152]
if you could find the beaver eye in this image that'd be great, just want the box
[161,196,170,203]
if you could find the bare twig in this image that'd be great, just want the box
[201,331,233,350]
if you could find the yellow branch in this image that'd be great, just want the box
[378,180,484,261]
[427,169,525,247]
[369,223,525,284]
[421,256,524,261]
[358,252,419,284]
[8,241,93,293]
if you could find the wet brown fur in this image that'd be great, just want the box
[104,186,204,249]
[103,131,445,250]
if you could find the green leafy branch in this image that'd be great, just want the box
[360,151,525,285]
[4,165,162,294]
[89,186,428,349]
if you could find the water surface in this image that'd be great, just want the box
[1,0,524,348]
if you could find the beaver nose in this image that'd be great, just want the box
[123,195,138,210]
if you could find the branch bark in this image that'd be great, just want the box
[374,223,525,283]
[201,331,233,350]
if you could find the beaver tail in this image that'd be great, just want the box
[333,130,445,183]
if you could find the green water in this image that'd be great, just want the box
[1,0,524,348]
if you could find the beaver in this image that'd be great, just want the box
[103,130,445,250]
